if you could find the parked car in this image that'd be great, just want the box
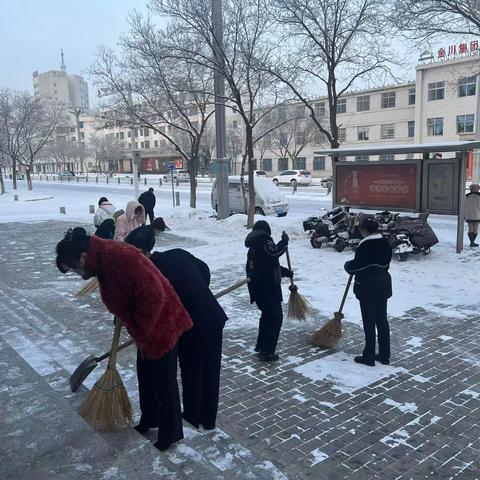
[211,176,289,217]
[15,172,25,180]
[254,170,267,177]
[272,170,312,186]
[163,169,189,182]
[58,171,76,180]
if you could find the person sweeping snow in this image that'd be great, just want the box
[344,215,392,367]
[114,200,145,242]
[245,220,292,362]
[125,226,228,430]
[56,227,192,451]
[94,197,116,239]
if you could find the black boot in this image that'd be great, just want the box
[473,233,479,247]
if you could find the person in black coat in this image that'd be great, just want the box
[125,226,228,430]
[344,215,393,367]
[138,188,156,224]
[245,220,292,362]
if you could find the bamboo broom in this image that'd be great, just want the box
[79,317,132,430]
[76,278,99,297]
[285,244,309,321]
[311,274,353,349]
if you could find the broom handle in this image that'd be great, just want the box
[107,317,123,368]
[97,278,251,362]
[285,246,295,288]
[337,275,354,315]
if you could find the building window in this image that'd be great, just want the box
[338,128,346,143]
[336,99,346,114]
[278,158,288,171]
[457,114,475,134]
[313,156,325,170]
[408,88,416,105]
[144,141,150,149]
[296,132,306,144]
[381,92,396,108]
[119,132,124,140]
[80,132,85,139]
[357,126,369,141]
[279,133,288,146]
[379,154,395,161]
[315,102,326,117]
[427,117,444,136]
[380,124,395,139]
[71,136,76,142]
[408,121,415,138]
[294,157,306,170]
[154,140,158,147]
[428,82,445,101]
[233,120,238,129]
[79,122,84,128]
[263,158,272,171]
[458,76,476,97]
[355,155,369,161]
[357,95,370,112]
[140,142,145,148]
[70,127,76,133]
[295,105,306,118]
[127,131,131,138]
[144,128,149,136]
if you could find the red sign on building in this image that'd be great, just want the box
[175,159,183,169]
[335,163,419,210]
[467,151,474,181]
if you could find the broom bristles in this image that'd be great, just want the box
[79,366,132,431]
[287,288,309,321]
[311,315,343,349]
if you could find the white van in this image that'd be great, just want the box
[211,176,289,216]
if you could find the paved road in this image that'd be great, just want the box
[0,220,478,479]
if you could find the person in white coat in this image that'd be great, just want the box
[94,197,117,239]
[465,184,480,247]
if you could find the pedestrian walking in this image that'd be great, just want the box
[245,220,292,362]
[138,188,156,224]
[94,197,116,239]
[56,227,192,451]
[465,184,480,247]
[125,226,227,430]
[344,215,392,367]
[114,200,145,242]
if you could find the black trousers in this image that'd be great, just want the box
[178,326,223,429]
[359,298,390,362]
[255,298,283,355]
[136,346,183,446]
[145,209,154,224]
[95,219,115,239]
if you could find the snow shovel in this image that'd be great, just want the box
[69,277,250,392]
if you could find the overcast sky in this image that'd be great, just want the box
[0,0,149,101]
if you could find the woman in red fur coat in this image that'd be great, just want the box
[56,227,192,451]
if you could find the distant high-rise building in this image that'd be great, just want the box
[32,50,89,110]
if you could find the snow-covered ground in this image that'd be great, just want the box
[0,180,474,324]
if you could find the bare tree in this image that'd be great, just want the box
[266,0,397,149]
[40,139,80,173]
[392,0,480,41]
[88,134,125,173]
[153,0,290,227]
[17,100,62,190]
[0,89,28,190]
[0,152,9,194]
[91,13,216,208]
[226,123,244,174]
[0,89,61,190]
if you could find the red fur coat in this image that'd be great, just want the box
[84,236,192,359]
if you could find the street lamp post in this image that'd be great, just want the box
[212,0,230,219]
[128,90,140,200]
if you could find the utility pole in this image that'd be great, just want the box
[212,0,230,219]
[474,75,480,183]
[128,90,140,200]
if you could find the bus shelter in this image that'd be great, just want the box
[315,141,480,253]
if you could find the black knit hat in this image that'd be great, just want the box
[252,220,271,235]
[98,197,108,206]
[125,225,155,253]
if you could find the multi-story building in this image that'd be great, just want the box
[32,51,89,110]
[244,46,479,177]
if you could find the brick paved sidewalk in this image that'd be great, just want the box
[0,221,479,479]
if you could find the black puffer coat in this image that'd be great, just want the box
[245,230,289,304]
[344,234,392,301]
[138,190,156,211]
